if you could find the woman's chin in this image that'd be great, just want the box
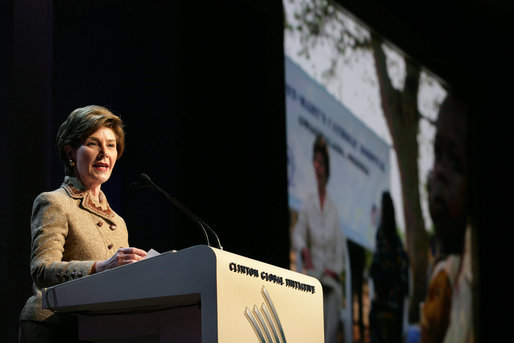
[82,174,112,189]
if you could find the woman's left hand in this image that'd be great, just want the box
[92,247,147,273]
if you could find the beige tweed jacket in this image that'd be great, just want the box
[20,176,129,323]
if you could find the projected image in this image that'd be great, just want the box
[286,55,389,343]
[286,57,390,251]
[284,1,475,343]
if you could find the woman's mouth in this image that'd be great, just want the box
[93,162,109,171]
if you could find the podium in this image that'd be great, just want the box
[42,245,324,342]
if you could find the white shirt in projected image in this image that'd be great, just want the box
[293,192,346,279]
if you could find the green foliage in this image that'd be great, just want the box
[285,0,372,80]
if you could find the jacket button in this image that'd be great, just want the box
[97,221,103,227]
[109,224,117,230]
[108,243,113,249]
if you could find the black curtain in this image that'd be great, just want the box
[3,1,288,342]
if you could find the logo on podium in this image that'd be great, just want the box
[244,286,287,343]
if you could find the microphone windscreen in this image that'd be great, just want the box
[140,173,152,183]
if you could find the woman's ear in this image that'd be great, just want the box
[65,145,75,159]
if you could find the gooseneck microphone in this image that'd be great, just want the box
[130,173,223,250]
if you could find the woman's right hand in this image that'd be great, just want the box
[92,247,147,274]
[301,247,315,270]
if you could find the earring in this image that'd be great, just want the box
[69,159,76,167]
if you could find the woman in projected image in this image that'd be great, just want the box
[293,133,347,343]
[18,105,147,343]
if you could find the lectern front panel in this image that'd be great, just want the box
[214,249,324,342]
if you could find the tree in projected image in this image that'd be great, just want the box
[284,0,447,323]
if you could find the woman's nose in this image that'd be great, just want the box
[98,144,106,156]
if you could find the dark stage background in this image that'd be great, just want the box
[2,1,288,341]
[2,1,511,342]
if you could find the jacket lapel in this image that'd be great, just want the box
[62,177,115,221]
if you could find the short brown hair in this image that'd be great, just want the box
[313,133,330,180]
[57,105,125,176]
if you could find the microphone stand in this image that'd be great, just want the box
[132,173,223,250]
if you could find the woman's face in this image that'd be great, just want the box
[70,127,118,191]
[313,151,327,188]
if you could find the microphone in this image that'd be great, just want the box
[130,173,223,250]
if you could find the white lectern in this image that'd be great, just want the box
[42,245,324,342]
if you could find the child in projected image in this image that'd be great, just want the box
[420,93,474,343]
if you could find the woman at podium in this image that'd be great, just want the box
[19,105,147,343]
